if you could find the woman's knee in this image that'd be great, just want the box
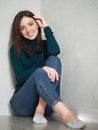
[46,56,62,76]
[47,55,61,63]
[33,68,47,83]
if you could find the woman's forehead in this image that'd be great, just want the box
[20,16,35,25]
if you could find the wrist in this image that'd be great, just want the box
[42,24,48,29]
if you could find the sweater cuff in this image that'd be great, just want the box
[44,26,53,38]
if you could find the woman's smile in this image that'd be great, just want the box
[20,16,39,40]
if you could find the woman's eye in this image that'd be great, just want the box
[29,23,34,26]
[20,27,24,31]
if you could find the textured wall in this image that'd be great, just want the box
[41,0,98,121]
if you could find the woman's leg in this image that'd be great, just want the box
[10,75,39,117]
[54,102,76,123]
[54,102,86,129]
[33,56,86,128]
[44,56,75,122]
[33,97,48,124]
[10,56,61,117]
[45,56,62,76]
[34,97,46,115]
[33,56,62,123]
[10,55,86,128]
[34,56,62,116]
[33,56,74,123]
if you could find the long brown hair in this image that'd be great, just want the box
[9,10,44,58]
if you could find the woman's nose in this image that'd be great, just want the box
[26,27,30,32]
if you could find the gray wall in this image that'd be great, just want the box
[41,0,98,122]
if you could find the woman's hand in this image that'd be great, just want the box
[33,16,48,29]
[42,66,59,82]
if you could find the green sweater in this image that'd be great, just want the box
[10,26,60,90]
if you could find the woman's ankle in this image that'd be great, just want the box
[35,98,46,115]
[62,111,76,124]
[35,106,45,115]
[54,101,76,124]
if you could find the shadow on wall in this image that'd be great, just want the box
[8,48,16,89]
[8,48,16,115]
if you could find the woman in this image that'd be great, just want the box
[9,10,86,129]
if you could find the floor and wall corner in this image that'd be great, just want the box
[0,0,98,130]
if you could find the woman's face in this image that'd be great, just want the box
[19,16,39,40]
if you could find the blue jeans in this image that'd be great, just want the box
[10,56,62,117]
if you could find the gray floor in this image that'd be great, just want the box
[0,114,98,130]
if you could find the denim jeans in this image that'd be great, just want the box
[10,56,62,117]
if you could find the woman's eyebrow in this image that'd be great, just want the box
[20,19,35,28]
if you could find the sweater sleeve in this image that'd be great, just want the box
[9,46,35,84]
[44,26,60,56]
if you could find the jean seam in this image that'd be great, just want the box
[40,84,59,107]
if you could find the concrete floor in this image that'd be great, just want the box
[0,114,98,130]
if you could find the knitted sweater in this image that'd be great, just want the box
[10,26,60,90]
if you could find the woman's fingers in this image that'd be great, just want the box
[33,16,48,28]
[43,66,59,82]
